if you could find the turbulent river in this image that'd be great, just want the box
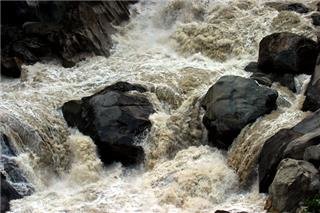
[1,0,318,212]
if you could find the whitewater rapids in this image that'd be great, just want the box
[1,0,317,212]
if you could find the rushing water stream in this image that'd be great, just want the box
[0,0,318,212]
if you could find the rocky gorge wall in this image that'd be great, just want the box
[1,1,136,77]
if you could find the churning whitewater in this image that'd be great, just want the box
[1,0,317,212]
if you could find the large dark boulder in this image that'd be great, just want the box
[245,62,296,92]
[259,109,320,193]
[201,76,278,149]
[1,174,22,213]
[303,54,320,112]
[62,82,155,166]
[258,32,318,75]
[268,159,320,213]
[1,1,136,77]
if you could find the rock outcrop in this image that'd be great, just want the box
[62,82,155,166]
[268,159,320,213]
[201,75,278,149]
[258,32,318,75]
[303,54,320,112]
[259,109,320,193]
[1,1,136,77]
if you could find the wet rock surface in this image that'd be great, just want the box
[258,32,318,75]
[1,1,136,78]
[268,159,320,213]
[1,174,22,213]
[245,62,296,92]
[259,109,320,193]
[265,2,310,14]
[201,75,278,149]
[62,82,155,166]
[303,54,320,112]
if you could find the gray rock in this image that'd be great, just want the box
[201,75,278,149]
[283,128,320,160]
[304,144,320,168]
[269,158,320,213]
[259,109,320,193]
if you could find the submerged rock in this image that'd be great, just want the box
[1,134,34,197]
[259,109,320,193]
[258,32,318,75]
[1,174,22,213]
[265,2,309,14]
[201,75,278,149]
[62,82,155,166]
[268,159,320,213]
[245,62,296,92]
[303,54,320,112]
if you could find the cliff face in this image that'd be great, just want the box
[1,1,136,77]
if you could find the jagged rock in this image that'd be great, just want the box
[62,82,154,166]
[265,2,309,14]
[283,129,320,160]
[1,174,22,213]
[268,159,320,213]
[1,1,136,77]
[259,109,320,193]
[1,134,34,197]
[201,75,278,149]
[303,54,320,112]
[258,32,318,75]
[244,62,296,92]
[304,144,320,168]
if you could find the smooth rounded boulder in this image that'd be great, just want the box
[62,82,155,166]
[201,75,278,149]
[258,32,318,75]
